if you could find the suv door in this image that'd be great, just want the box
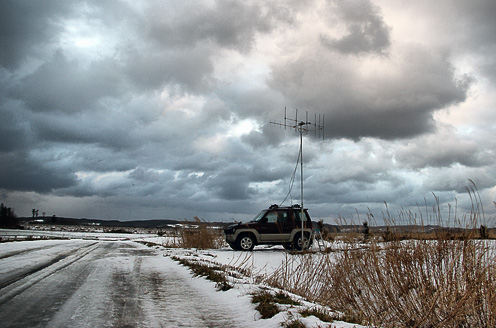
[276,210,293,241]
[257,210,290,242]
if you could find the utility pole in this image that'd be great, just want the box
[270,108,324,250]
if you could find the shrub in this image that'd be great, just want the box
[178,217,224,249]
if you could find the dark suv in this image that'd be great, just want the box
[224,204,313,251]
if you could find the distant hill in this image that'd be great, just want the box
[18,217,490,236]
[18,216,213,228]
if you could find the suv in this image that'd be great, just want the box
[224,204,313,251]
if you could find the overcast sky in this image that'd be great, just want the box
[1,0,495,225]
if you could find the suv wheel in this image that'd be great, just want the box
[236,233,255,251]
[294,232,312,251]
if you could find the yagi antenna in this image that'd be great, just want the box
[269,107,324,250]
[271,107,324,140]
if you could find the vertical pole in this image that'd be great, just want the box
[300,124,304,249]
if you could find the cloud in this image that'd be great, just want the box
[320,0,390,55]
[0,102,31,152]
[0,151,77,192]
[146,1,293,52]
[394,125,492,169]
[121,46,216,93]
[0,1,75,69]
[11,50,125,114]
[269,43,471,140]
[0,0,494,222]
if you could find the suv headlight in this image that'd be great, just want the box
[224,225,236,234]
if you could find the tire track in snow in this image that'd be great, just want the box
[0,243,64,260]
[0,241,99,305]
[0,241,253,328]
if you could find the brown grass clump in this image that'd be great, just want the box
[329,239,496,327]
[251,290,281,319]
[264,184,496,327]
[251,289,302,319]
[178,217,224,249]
[171,256,233,291]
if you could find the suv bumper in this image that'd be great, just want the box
[225,233,236,243]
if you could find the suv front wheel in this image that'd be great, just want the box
[236,233,255,251]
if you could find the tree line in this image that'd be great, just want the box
[1,202,19,228]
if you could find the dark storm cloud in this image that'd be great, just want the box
[320,0,390,55]
[0,102,30,152]
[0,1,75,69]
[0,151,77,192]
[269,45,471,140]
[11,50,125,113]
[0,0,494,221]
[31,111,138,151]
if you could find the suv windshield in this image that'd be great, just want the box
[252,210,267,222]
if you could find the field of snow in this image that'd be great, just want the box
[0,229,361,328]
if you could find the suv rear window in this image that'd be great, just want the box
[294,210,310,222]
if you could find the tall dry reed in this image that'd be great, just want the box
[264,184,496,327]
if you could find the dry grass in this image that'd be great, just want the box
[329,239,495,327]
[171,256,233,291]
[251,289,302,319]
[264,184,496,327]
[178,216,224,249]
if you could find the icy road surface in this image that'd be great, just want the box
[0,240,258,328]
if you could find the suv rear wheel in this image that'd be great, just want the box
[236,233,255,251]
[294,232,312,251]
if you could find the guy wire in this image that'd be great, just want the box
[280,144,301,206]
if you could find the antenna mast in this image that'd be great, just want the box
[270,108,324,250]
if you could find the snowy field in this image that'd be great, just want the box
[0,229,361,328]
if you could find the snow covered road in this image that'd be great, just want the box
[0,240,258,328]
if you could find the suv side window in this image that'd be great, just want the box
[277,211,289,224]
[265,211,278,223]
[294,210,309,222]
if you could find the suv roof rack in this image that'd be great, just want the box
[268,204,304,210]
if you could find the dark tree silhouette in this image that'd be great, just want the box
[363,221,370,239]
[1,203,19,228]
